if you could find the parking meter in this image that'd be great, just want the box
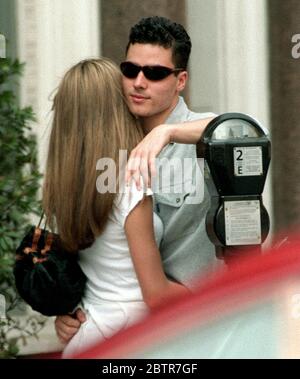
[197,113,271,263]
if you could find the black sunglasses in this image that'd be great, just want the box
[120,61,184,81]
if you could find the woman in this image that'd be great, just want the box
[43,58,189,357]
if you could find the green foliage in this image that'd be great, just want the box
[0,57,44,358]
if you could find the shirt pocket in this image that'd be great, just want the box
[154,180,202,243]
[155,179,192,205]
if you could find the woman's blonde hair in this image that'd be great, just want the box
[43,58,144,251]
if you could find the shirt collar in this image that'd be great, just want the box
[165,96,189,124]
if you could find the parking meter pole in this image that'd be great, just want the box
[198,113,271,264]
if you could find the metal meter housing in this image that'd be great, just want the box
[197,113,271,260]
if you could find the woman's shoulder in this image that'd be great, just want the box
[113,179,153,226]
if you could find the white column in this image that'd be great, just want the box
[187,0,269,119]
[187,0,220,114]
[215,0,270,122]
[187,0,273,243]
[16,0,100,172]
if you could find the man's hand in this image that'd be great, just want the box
[55,308,86,343]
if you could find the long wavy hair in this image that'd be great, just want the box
[43,58,144,251]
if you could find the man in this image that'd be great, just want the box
[55,16,218,343]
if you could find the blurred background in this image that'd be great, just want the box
[0,0,300,356]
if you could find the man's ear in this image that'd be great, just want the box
[176,71,188,92]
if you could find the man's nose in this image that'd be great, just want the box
[133,70,148,89]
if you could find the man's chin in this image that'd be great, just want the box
[128,104,150,118]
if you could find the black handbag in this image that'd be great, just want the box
[14,214,86,316]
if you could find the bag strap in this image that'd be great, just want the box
[37,212,44,228]
[24,228,42,254]
[37,211,47,230]
[37,211,56,254]
[23,212,53,255]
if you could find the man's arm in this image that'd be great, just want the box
[55,308,86,343]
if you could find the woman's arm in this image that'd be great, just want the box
[125,117,215,189]
[167,117,215,145]
[125,195,189,309]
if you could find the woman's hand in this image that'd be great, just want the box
[125,124,172,189]
[125,117,215,189]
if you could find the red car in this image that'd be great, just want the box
[75,233,300,359]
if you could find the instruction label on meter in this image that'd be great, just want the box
[224,200,261,245]
[234,146,263,176]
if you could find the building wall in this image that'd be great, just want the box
[15,0,100,174]
[0,0,17,59]
[187,0,270,118]
[269,0,300,234]
[101,0,186,65]
[187,0,272,243]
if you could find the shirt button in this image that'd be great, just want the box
[176,198,180,203]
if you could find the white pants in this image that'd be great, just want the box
[62,310,105,358]
[62,300,148,358]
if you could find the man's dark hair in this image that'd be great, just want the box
[126,16,192,70]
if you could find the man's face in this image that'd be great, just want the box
[122,43,187,128]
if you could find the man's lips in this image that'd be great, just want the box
[130,94,149,103]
